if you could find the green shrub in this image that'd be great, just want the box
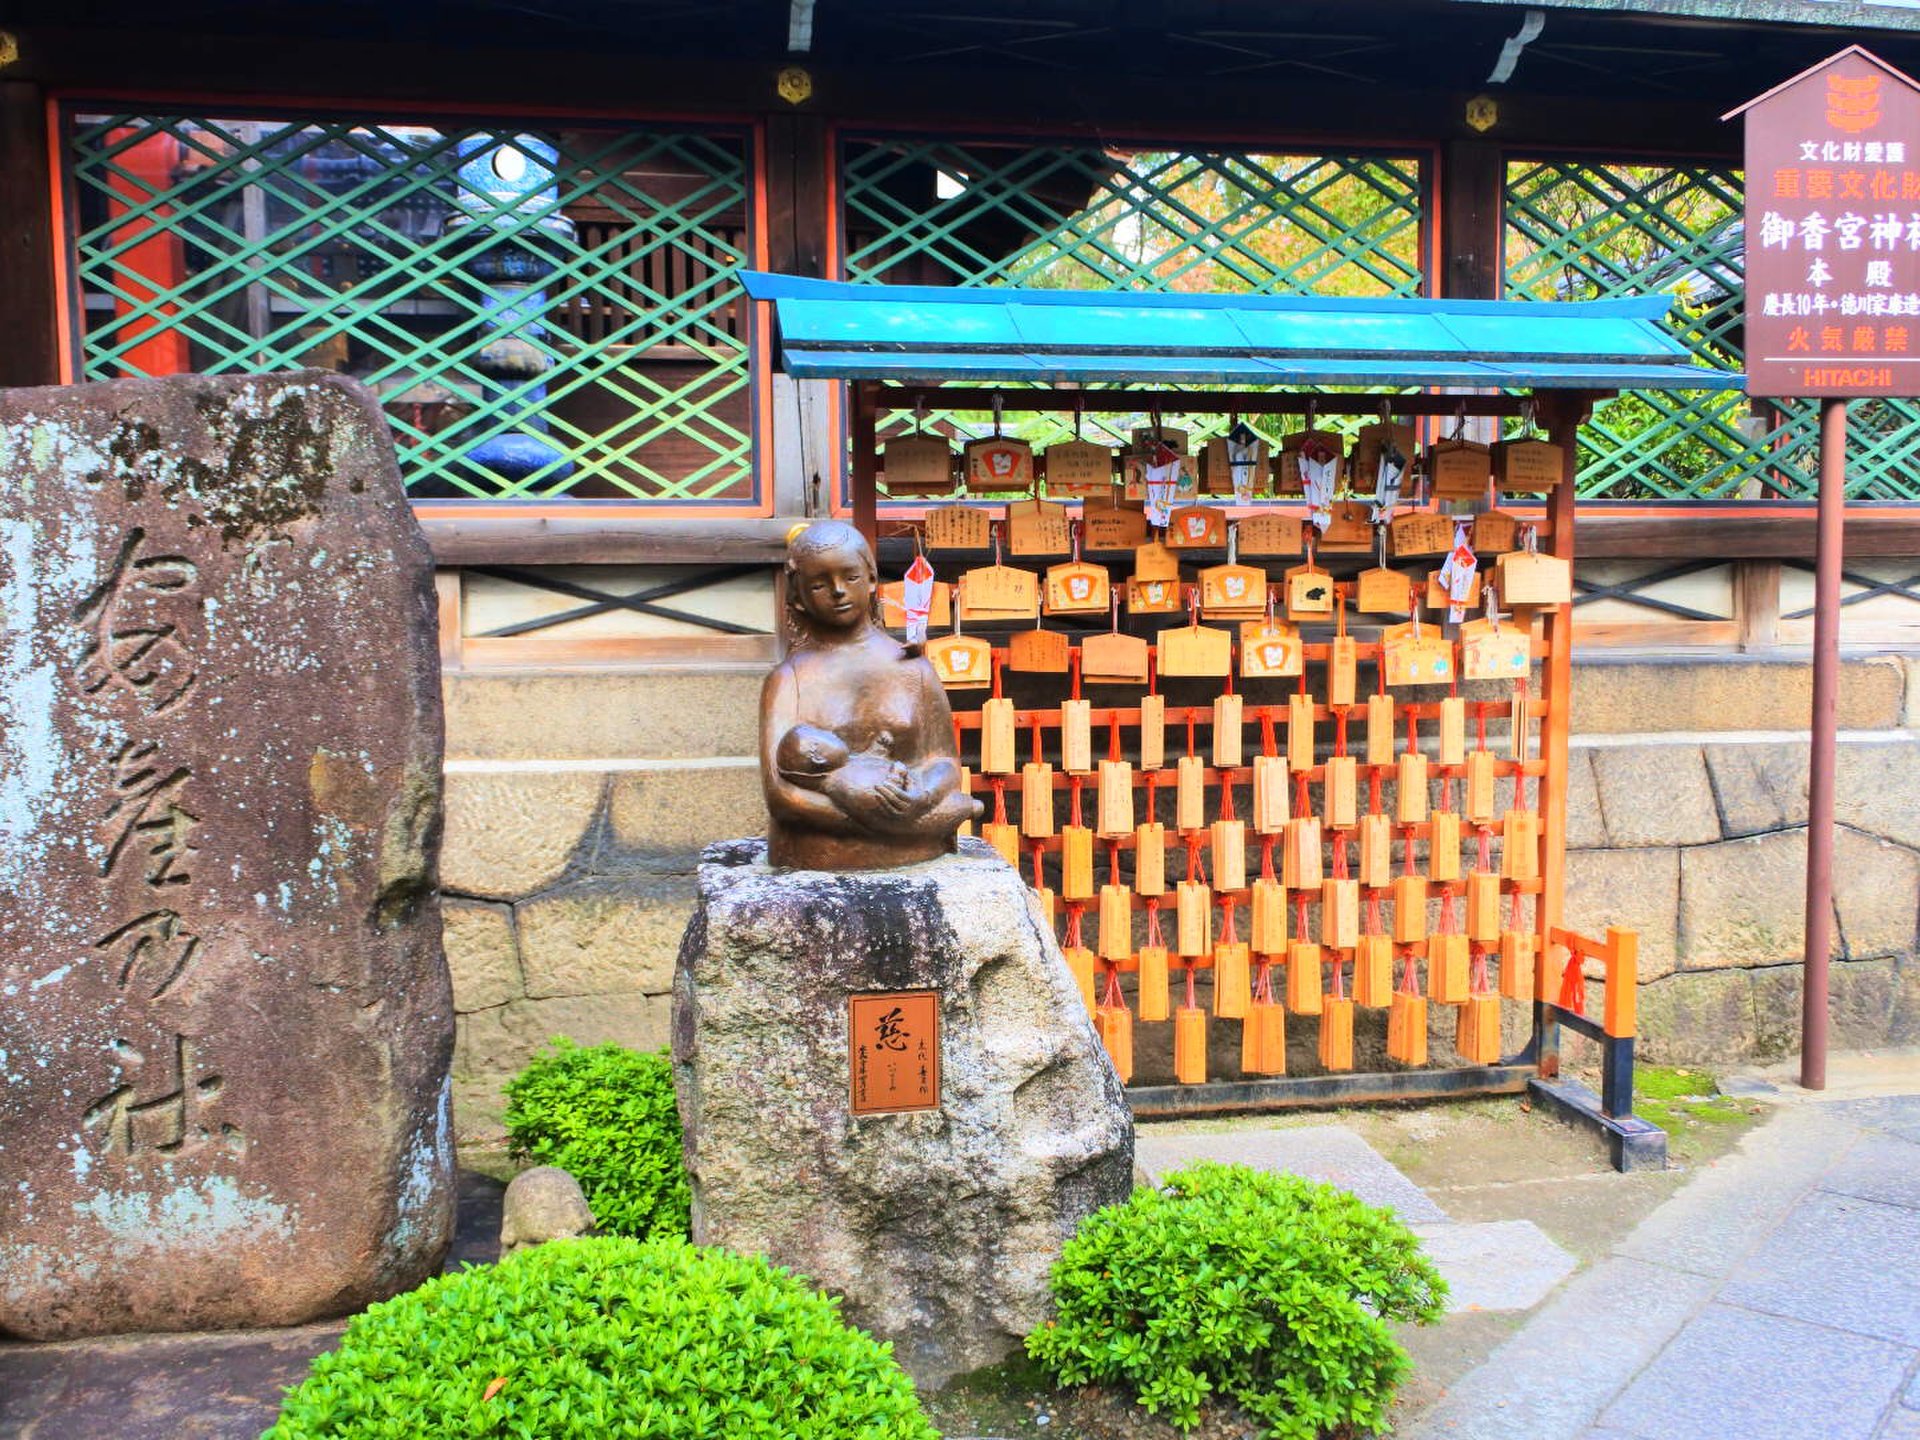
[503,1040,690,1239]
[1027,1160,1447,1439]
[264,1237,938,1439]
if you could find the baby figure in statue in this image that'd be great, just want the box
[761,520,982,870]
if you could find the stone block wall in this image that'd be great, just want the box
[1565,730,1920,1066]
[439,669,765,1141]
[439,654,1920,1139]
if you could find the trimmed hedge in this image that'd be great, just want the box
[503,1040,690,1239]
[264,1237,938,1439]
[1027,1160,1448,1438]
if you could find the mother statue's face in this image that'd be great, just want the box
[793,542,875,632]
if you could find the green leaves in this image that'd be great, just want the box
[263,1238,938,1439]
[502,1040,691,1241]
[1024,1161,1447,1439]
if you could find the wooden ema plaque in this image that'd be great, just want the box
[1131,425,1189,454]
[964,435,1034,494]
[1159,621,1232,676]
[1134,540,1181,582]
[1006,498,1072,555]
[1121,579,1182,618]
[1284,562,1334,618]
[1350,422,1415,491]
[1356,565,1414,615]
[1043,439,1113,497]
[926,634,992,687]
[849,990,940,1115]
[1239,620,1304,678]
[1471,509,1521,553]
[1390,510,1453,557]
[1008,625,1071,673]
[1498,549,1573,606]
[1382,621,1455,686]
[1492,436,1565,493]
[925,505,994,550]
[1044,561,1109,614]
[1199,563,1266,619]
[957,564,1038,621]
[882,434,954,496]
[1236,510,1302,556]
[1083,630,1150,684]
[879,579,952,630]
[1425,437,1492,501]
[1083,494,1150,550]
[1167,504,1227,549]
[1461,617,1532,680]
[1318,500,1374,552]
[1128,577,1183,615]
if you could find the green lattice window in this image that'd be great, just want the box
[1505,158,1920,501]
[841,139,1426,465]
[67,111,755,503]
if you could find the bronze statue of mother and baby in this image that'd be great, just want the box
[761,520,983,870]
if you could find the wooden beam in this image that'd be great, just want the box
[1440,138,1504,301]
[1576,511,1920,559]
[416,514,794,566]
[0,81,62,388]
[411,508,1920,567]
[13,24,1741,158]
[1737,559,1782,651]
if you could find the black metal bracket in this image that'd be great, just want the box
[468,563,773,637]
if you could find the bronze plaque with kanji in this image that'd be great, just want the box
[1738,49,1920,398]
[849,990,941,1114]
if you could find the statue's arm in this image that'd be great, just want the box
[907,658,966,800]
[761,666,864,835]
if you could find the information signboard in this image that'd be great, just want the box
[1734,47,1920,398]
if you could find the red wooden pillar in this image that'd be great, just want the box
[0,80,64,387]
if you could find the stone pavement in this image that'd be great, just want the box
[1136,1125,1580,1317]
[1409,1081,1920,1440]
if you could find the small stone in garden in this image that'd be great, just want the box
[499,1166,597,1255]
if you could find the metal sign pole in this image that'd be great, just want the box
[1802,397,1846,1091]
[1729,47,1920,1092]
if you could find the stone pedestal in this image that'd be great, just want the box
[672,838,1134,1386]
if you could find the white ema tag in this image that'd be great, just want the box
[1144,461,1180,528]
[1371,445,1406,524]
[1436,521,1478,624]
[1226,431,1262,503]
[1300,440,1338,533]
[902,553,936,646]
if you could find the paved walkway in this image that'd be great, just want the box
[1409,1083,1920,1440]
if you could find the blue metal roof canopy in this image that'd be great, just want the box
[740,270,1744,393]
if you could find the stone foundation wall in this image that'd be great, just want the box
[439,670,765,1141]
[1565,730,1920,1066]
[441,655,1920,1140]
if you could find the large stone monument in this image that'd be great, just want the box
[0,373,454,1340]
[674,520,1134,1385]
